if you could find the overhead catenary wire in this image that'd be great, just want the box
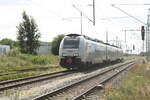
[62,17,80,22]
[100,16,130,20]
[113,3,150,6]
[62,17,80,20]
[29,0,63,19]
[72,4,93,23]
[111,4,147,25]
[62,0,95,25]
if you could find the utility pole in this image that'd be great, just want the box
[106,31,108,60]
[122,29,140,53]
[116,36,118,46]
[80,12,83,35]
[106,31,108,43]
[125,30,126,43]
[146,9,150,57]
[143,39,144,51]
[72,3,95,35]
[146,22,148,53]
[93,0,95,25]
[122,29,140,43]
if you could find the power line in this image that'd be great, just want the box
[122,29,140,31]
[30,0,63,19]
[113,3,150,5]
[62,17,80,20]
[96,5,110,22]
[72,4,93,23]
[72,0,95,25]
[100,16,130,20]
[112,4,147,25]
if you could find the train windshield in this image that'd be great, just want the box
[63,39,79,49]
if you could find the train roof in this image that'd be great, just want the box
[66,33,121,49]
[66,34,81,37]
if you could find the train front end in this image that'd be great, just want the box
[59,34,83,69]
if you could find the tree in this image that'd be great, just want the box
[17,11,41,55]
[51,34,65,55]
[0,38,17,48]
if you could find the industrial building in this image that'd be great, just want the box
[36,42,51,54]
[0,45,10,54]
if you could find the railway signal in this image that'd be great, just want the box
[141,26,145,40]
[141,26,145,52]
[133,45,135,50]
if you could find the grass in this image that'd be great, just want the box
[6,48,59,65]
[0,49,66,81]
[123,56,143,61]
[105,60,150,100]
[0,67,65,81]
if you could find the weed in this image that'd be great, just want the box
[0,51,61,81]
[106,62,150,100]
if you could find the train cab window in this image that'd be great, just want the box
[63,39,80,49]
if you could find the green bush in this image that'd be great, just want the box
[31,55,50,65]
[0,38,18,49]
[0,55,31,68]
[6,50,52,65]
[51,34,64,55]
[18,54,51,65]
[5,49,59,66]
[7,48,20,56]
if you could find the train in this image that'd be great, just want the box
[59,33,123,69]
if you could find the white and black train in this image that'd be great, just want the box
[59,34,123,69]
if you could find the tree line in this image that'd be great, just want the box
[0,11,64,55]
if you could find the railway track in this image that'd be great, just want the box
[0,70,75,91]
[0,66,59,77]
[33,59,136,100]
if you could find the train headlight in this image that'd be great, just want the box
[74,53,79,56]
[62,53,67,56]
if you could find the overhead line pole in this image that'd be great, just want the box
[122,29,140,43]
[81,12,83,35]
[72,5,93,23]
[93,0,95,25]
[72,3,95,35]
[125,30,126,43]
[106,31,108,60]
[146,9,150,55]
[122,29,140,53]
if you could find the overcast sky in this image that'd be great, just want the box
[0,0,150,53]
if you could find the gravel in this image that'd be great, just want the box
[0,61,133,100]
[85,62,135,100]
